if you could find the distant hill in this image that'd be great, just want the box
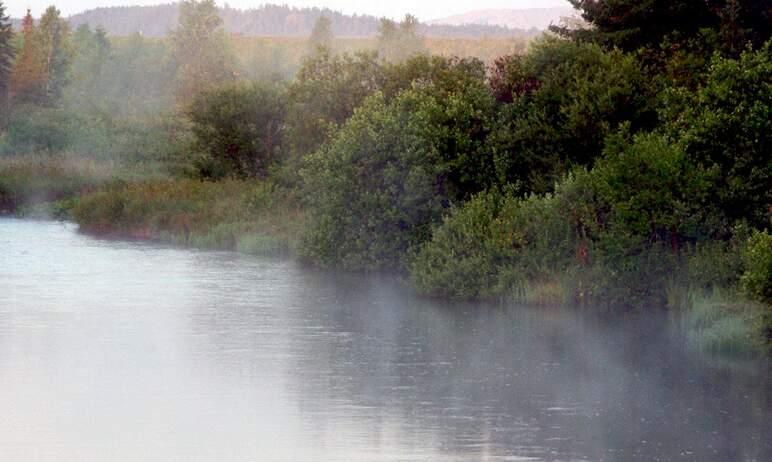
[43,3,536,39]
[429,7,578,31]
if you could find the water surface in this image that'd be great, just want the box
[0,218,769,461]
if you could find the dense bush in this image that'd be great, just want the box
[741,230,772,304]
[188,81,286,178]
[489,38,657,195]
[300,91,444,270]
[284,50,384,159]
[410,190,572,299]
[301,79,497,271]
[412,132,723,305]
[663,43,771,229]
[2,105,78,153]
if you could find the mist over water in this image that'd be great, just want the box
[0,218,769,461]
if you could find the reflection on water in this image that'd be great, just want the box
[0,218,769,461]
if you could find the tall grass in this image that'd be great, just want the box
[671,287,767,355]
[0,153,169,216]
[71,178,305,257]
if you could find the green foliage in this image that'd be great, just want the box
[300,91,443,270]
[411,132,729,306]
[558,0,770,56]
[3,105,76,153]
[300,72,498,270]
[9,7,71,107]
[740,230,772,304]
[0,154,140,214]
[188,81,286,178]
[36,6,71,105]
[684,238,745,290]
[664,42,771,228]
[684,289,765,355]
[490,38,656,195]
[591,131,711,244]
[284,49,383,158]
[410,190,572,299]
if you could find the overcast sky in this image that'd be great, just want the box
[8,1,571,21]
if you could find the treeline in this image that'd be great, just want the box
[61,3,532,39]
[0,2,522,157]
[0,1,770,353]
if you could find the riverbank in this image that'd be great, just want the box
[1,156,768,357]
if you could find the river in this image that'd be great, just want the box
[0,218,769,461]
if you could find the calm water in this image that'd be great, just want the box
[0,218,769,461]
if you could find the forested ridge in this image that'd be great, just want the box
[0,0,770,355]
[14,3,537,39]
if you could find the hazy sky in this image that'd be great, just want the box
[8,1,571,21]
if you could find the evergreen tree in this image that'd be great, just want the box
[0,2,10,123]
[171,0,235,104]
[556,0,770,55]
[0,1,13,117]
[9,10,46,104]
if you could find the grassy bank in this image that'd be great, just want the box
[667,287,769,356]
[1,156,767,356]
[71,178,304,257]
[0,155,117,216]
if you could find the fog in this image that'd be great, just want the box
[7,0,572,21]
[1,219,769,460]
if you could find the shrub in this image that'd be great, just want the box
[188,81,286,178]
[71,178,304,256]
[489,38,657,195]
[664,43,772,228]
[300,91,442,270]
[284,50,384,159]
[301,81,497,271]
[410,190,573,299]
[684,289,766,355]
[2,105,78,153]
[740,230,772,304]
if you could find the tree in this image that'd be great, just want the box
[171,0,235,104]
[285,49,384,158]
[65,24,112,111]
[489,38,657,196]
[36,6,71,105]
[0,0,13,118]
[663,42,772,229]
[9,10,46,104]
[308,16,333,54]
[377,15,426,63]
[555,0,771,56]
[301,78,497,271]
[188,81,286,178]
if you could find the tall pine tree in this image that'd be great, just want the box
[555,0,770,55]
[37,6,71,105]
[0,1,14,117]
[9,10,45,104]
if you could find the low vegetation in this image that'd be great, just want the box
[72,179,303,256]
